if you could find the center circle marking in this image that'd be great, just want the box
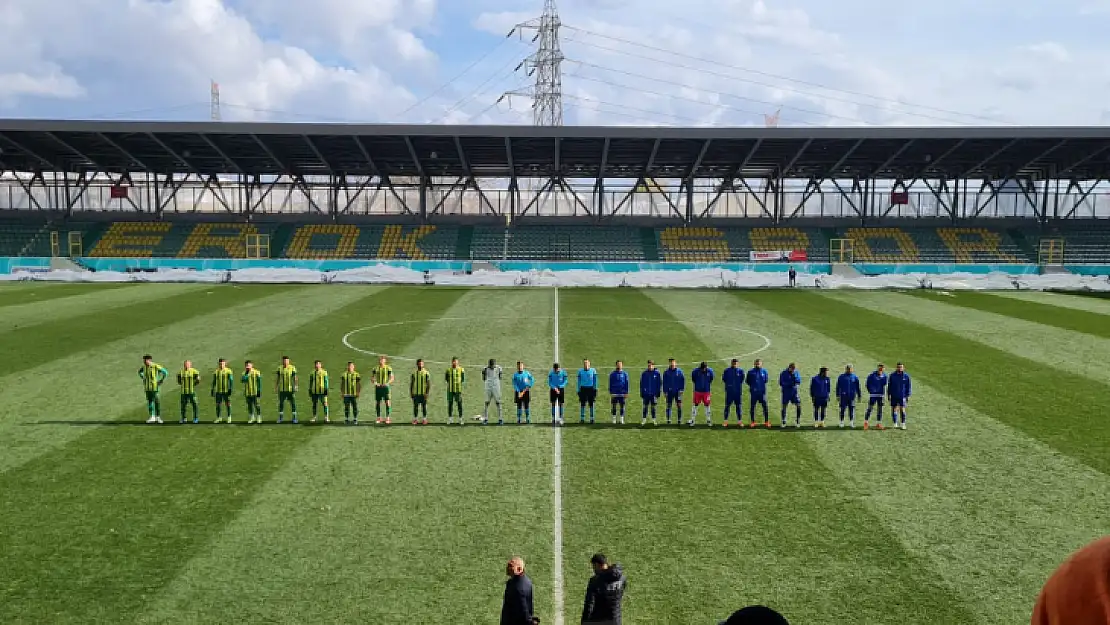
[342,316,771,368]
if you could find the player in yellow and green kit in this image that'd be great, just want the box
[139,355,168,423]
[276,355,298,424]
[410,358,431,425]
[308,360,330,424]
[445,357,466,425]
[340,361,361,425]
[372,355,395,424]
[177,359,201,424]
[212,358,235,423]
[243,360,263,424]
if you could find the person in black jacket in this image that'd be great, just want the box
[581,553,626,624]
[501,557,537,625]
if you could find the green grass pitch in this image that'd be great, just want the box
[1,283,1109,624]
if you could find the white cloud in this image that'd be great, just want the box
[0,0,420,120]
[1023,42,1071,63]
[2,0,1110,128]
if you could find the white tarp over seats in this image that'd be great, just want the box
[4,265,1110,291]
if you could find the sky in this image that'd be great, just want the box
[1,0,1108,127]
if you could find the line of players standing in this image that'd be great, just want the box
[524,358,912,430]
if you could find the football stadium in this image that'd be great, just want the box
[3,4,1110,625]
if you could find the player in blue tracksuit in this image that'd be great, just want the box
[809,367,831,427]
[745,358,770,427]
[690,361,714,427]
[548,363,568,425]
[778,363,802,427]
[864,364,888,429]
[639,360,663,426]
[577,359,599,424]
[721,359,744,427]
[662,359,685,425]
[887,362,912,429]
[609,360,630,425]
[836,364,862,428]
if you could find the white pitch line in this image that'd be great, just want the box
[552,287,565,625]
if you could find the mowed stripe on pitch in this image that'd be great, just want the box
[805,290,1110,475]
[821,290,1110,385]
[992,290,1110,315]
[557,289,973,625]
[905,290,1110,339]
[0,285,433,624]
[0,282,206,337]
[0,282,137,308]
[0,286,372,475]
[738,290,1110,624]
[137,288,557,624]
[0,284,290,378]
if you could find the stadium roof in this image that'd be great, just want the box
[0,119,1108,181]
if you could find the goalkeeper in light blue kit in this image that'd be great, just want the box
[512,361,534,424]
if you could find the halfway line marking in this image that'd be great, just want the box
[553,287,565,625]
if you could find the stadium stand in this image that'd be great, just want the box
[0,219,1083,265]
[85,222,277,258]
[1051,225,1110,264]
[657,227,826,262]
[842,227,1026,263]
[0,219,52,256]
[283,224,367,259]
[470,226,646,261]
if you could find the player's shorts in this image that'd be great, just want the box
[549,388,565,404]
[838,397,856,407]
[446,391,462,405]
[411,394,427,406]
[485,386,502,403]
[342,394,357,403]
[641,394,657,406]
[278,391,295,402]
[212,392,228,403]
[610,395,626,406]
[144,390,159,401]
[693,391,711,406]
[665,391,682,404]
[724,391,742,406]
[515,390,531,408]
[375,386,391,401]
[781,393,800,406]
[889,396,906,408]
[868,396,884,406]
[812,397,828,408]
[578,387,597,405]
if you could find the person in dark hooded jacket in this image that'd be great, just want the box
[581,553,626,624]
[501,556,537,625]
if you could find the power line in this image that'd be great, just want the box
[568,61,870,125]
[562,26,1008,125]
[221,102,364,123]
[396,35,520,118]
[563,94,721,126]
[437,54,529,122]
[84,102,208,120]
[567,65,839,125]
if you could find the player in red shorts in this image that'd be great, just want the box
[689,361,715,427]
